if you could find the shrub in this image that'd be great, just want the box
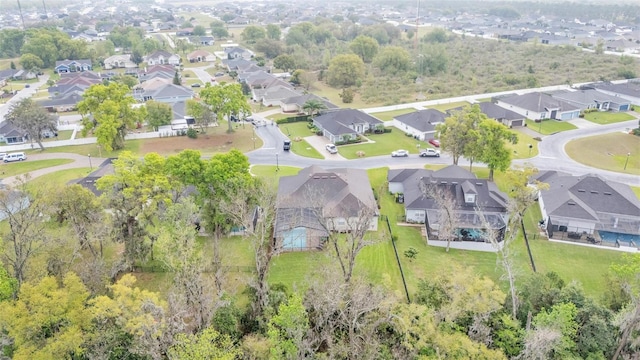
[277,115,311,124]
[384,128,392,133]
[533,136,542,141]
[186,128,198,139]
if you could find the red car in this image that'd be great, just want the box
[429,139,440,147]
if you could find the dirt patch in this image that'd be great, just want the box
[140,133,239,155]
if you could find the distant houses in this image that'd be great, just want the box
[54,59,92,74]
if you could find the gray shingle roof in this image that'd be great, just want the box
[592,82,640,98]
[394,109,445,132]
[314,109,383,136]
[477,102,524,121]
[499,92,579,112]
[281,93,338,109]
[552,89,629,105]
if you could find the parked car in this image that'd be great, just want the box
[325,144,338,154]
[420,148,441,157]
[3,152,26,163]
[283,140,291,151]
[24,84,30,88]
[391,149,409,157]
[215,72,224,77]
[0,153,6,160]
[429,139,440,147]
[191,83,201,88]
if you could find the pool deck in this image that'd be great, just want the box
[550,238,640,253]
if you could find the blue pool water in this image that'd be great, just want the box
[457,228,486,242]
[598,231,640,247]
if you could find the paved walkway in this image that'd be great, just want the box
[1,153,108,187]
[303,135,347,160]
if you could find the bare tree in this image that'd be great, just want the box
[0,176,52,286]
[517,327,562,360]
[422,182,460,253]
[219,179,278,323]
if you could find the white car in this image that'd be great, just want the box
[391,149,409,157]
[325,144,338,154]
[419,148,441,157]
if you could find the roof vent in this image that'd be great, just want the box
[577,189,586,192]
[568,201,576,205]
[604,192,612,195]
[476,182,483,186]
[590,190,598,194]
[313,176,320,179]
[440,181,447,184]
[330,175,337,179]
[322,175,328,179]
[451,181,458,185]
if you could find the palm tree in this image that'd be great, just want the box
[302,99,327,118]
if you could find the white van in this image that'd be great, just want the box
[3,152,27,163]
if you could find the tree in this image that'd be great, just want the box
[349,35,379,63]
[477,120,516,181]
[266,24,281,40]
[5,98,57,150]
[254,38,284,59]
[302,99,326,117]
[436,108,475,165]
[610,254,640,360]
[78,82,147,151]
[0,265,17,301]
[145,100,173,131]
[111,74,138,89]
[417,44,448,76]
[373,46,412,75]
[96,152,173,269]
[529,303,579,358]
[267,293,310,359]
[0,177,52,286]
[291,70,316,91]
[173,70,181,85]
[0,29,26,58]
[168,328,240,360]
[186,99,216,133]
[241,25,266,44]
[18,53,43,72]
[423,28,450,43]
[200,82,251,133]
[211,26,229,38]
[422,182,460,253]
[193,25,207,36]
[88,274,168,359]
[273,54,296,73]
[0,273,92,360]
[327,54,365,88]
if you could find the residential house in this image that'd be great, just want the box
[388,165,509,251]
[476,102,526,127]
[256,85,301,107]
[197,36,215,46]
[536,171,640,247]
[0,122,28,144]
[0,190,30,222]
[176,28,194,37]
[589,82,640,105]
[103,54,137,69]
[392,109,445,141]
[187,50,216,63]
[496,92,580,120]
[280,94,338,113]
[54,59,92,74]
[223,58,258,72]
[552,89,631,112]
[0,69,36,84]
[39,92,83,112]
[134,83,193,103]
[145,50,181,66]
[224,46,254,60]
[137,65,176,83]
[275,166,379,251]
[313,109,383,144]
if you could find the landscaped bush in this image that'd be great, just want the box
[276,115,311,124]
[186,128,198,139]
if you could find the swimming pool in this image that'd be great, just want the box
[598,231,640,247]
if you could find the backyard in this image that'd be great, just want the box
[565,132,640,175]
[525,119,578,135]
[368,108,416,121]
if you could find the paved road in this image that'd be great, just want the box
[191,64,217,85]
[1,153,107,187]
[248,119,640,186]
[0,74,50,122]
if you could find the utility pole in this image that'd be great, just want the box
[16,0,26,29]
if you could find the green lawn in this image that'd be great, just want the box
[291,139,323,159]
[280,122,315,139]
[42,130,74,142]
[425,101,471,112]
[278,122,324,159]
[0,159,73,178]
[338,130,427,159]
[27,167,92,188]
[250,165,301,179]
[509,129,539,159]
[28,140,142,157]
[632,186,640,200]
[525,119,578,135]
[566,132,640,175]
[583,111,635,125]
[368,108,416,121]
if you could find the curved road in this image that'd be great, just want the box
[1,153,107,187]
[248,119,639,186]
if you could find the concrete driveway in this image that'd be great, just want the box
[303,135,346,160]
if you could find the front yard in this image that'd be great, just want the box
[338,130,427,159]
[525,119,578,135]
[583,111,635,125]
[565,132,640,175]
[508,129,539,159]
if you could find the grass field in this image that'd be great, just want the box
[509,129,540,159]
[337,130,427,159]
[583,111,635,125]
[27,167,92,188]
[368,108,416,121]
[28,140,142,158]
[0,159,73,178]
[525,119,578,135]
[566,132,640,175]
[42,130,74,142]
[425,101,471,112]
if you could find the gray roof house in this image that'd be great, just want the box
[552,89,631,112]
[134,84,193,103]
[103,54,137,69]
[280,94,338,113]
[145,50,180,66]
[256,85,301,107]
[0,122,28,144]
[39,92,84,112]
[275,166,378,251]
[536,171,640,247]
[388,165,509,252]
[313,109,383,144]
[392,109,445,141]
[589,82,640,105]
[496,92,580,121]
[225,46,254,60]
[54,59,92,74]
[477,102,526,127]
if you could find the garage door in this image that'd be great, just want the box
[619,104,629,111]
[283,227,307,249]
[511,119,523,127]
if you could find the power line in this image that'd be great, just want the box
[16,0,25,29]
